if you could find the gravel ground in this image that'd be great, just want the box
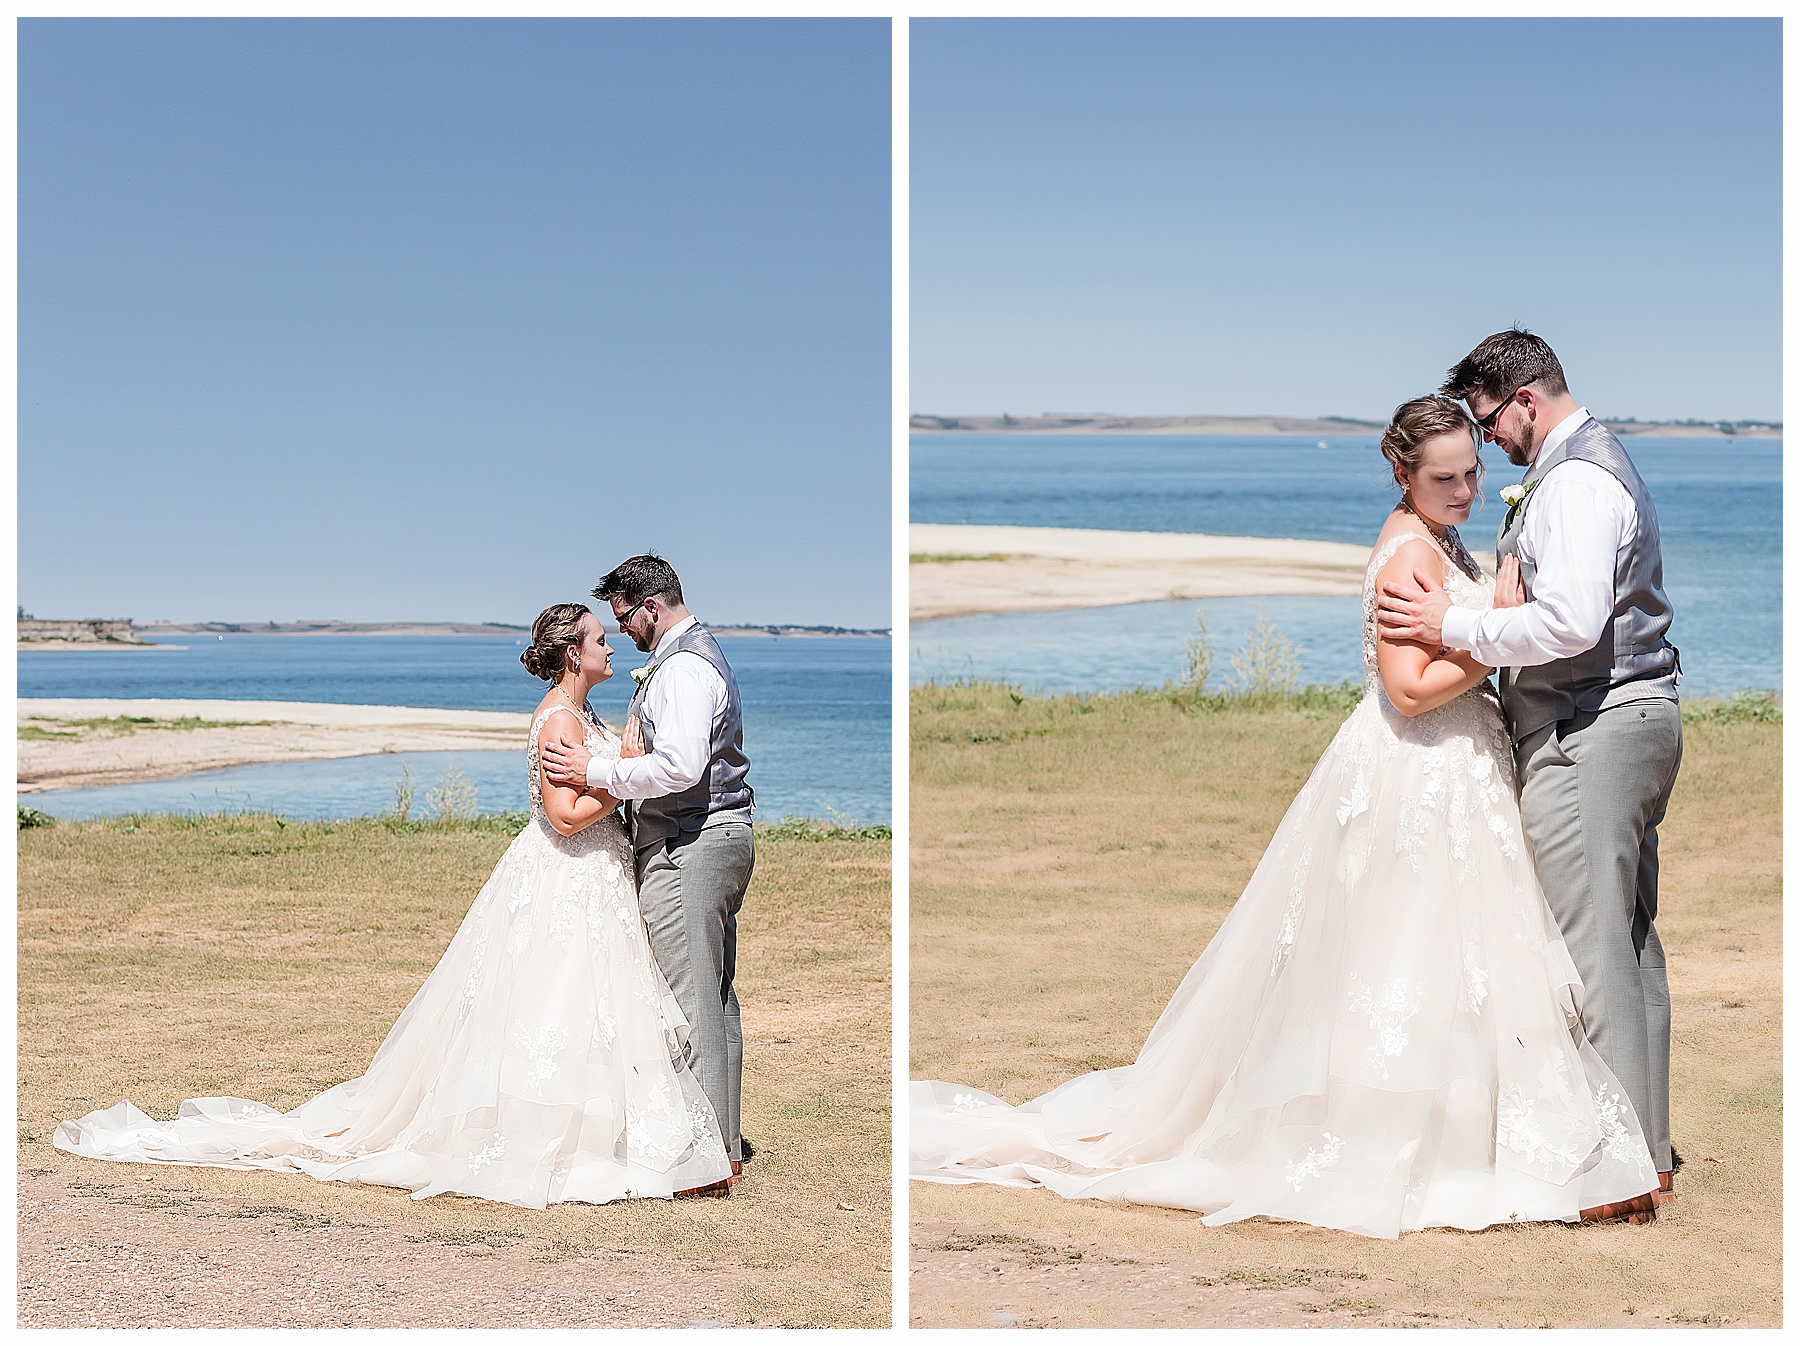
[19,1169,758,1328]
[908,1217,1443,1329]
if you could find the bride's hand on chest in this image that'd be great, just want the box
[1492,554,1525,609]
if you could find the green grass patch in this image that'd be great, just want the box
[759,816,892,843]
[20,715,277,740]
[1683,689,1781,724]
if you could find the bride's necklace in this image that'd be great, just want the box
[552,682,591,720]
[1399,497,1484,582]
[1398,495,1450,545]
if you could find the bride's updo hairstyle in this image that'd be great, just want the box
[1379,394,1483,494]
[521,603,591,681]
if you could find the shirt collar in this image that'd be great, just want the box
[651,614,699,661]
[1538,406,1592,463]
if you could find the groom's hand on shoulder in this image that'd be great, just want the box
[540,734,592,788]
[1377,564,1449,646]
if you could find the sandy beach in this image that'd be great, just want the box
[18,699,532,794]
[911,523,1499,623]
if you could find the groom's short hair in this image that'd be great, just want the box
[594,554,684,609]
[1442,328,1569,404]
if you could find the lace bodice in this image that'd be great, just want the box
[1361,527,1496,707]
[526,700,628,852]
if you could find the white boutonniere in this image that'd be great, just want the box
[630,665,652,686]
[1500,479,1540,529]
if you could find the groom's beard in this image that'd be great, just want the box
[1503,419,1536,467]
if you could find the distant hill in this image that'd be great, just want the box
[910,413,1382,435]
[911,413,1781,438]
[131,620,888,638]
[135,620,530,637]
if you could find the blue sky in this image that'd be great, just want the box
[912,18,1780,423]
[21,18,891,627]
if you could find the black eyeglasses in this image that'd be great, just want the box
[1474,382,1534,434]
[616,598,650,625]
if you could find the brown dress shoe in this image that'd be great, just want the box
[1652,1169,1675,1208]
[1578,1191,1657,1224]
[674,1178,732,1200]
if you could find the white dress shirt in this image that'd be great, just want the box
[1440,408,1638,668]
[586,614,729,800]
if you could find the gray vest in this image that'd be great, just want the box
[1495,418,1679,741]
[625,621,754,846]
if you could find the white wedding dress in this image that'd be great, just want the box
[56,702,732,1207]
[911,528,1657,1239]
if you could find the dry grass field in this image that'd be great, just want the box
[909,683,1780,1329]
[19,815,891,1328]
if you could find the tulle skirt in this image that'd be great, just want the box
[912,690,1657,1239]
[57,814,732,1207]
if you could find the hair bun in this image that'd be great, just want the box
[522,602,591,683]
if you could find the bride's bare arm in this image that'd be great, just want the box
[1375,539,1494,717]
[538,709,622,837]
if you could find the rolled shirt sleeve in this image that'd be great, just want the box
[1440,461,1634,668]
[586,652,727,799]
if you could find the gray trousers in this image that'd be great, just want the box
[635,818,756,1164]
[1514,699,1683,1175]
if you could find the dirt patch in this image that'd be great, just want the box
[19,1170,754,1328]
[910,1218,1449,1328]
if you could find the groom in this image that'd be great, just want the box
[541,554,756,1188]
[1378,329,1680,1222]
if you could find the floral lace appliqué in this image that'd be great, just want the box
[1270,846,1312,976]
[468,1134,507,1174]
[516,1023,570,1093]
[1594,1086,1654,1175]
[689,1101,729,1162]
[1348,974,1425,1080]
[1462,943,1489,1015]
[1496,1085,1586,1172]
[1285,1131,1345,1190]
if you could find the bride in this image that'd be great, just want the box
[911,395,1659,1238]
[56,602,733,1207]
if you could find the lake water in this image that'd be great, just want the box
[911,434,1779,697]
[22,633,891,825]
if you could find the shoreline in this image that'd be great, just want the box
[16,641,185,652]
[115,623,889,639]
[18,699,532,794]
[17,627,888,655]
[910,414,1781,439]
[910,523,1499,623]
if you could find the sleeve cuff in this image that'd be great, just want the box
[586,757,611,791]
[1439,606,1478,653]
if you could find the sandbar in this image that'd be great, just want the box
[19,699,533,794]
[910,524,1496,623]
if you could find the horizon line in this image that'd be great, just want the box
[910,411,1782,428]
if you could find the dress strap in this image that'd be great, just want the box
[531,700,593,738]
[1365,530,1443,584]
